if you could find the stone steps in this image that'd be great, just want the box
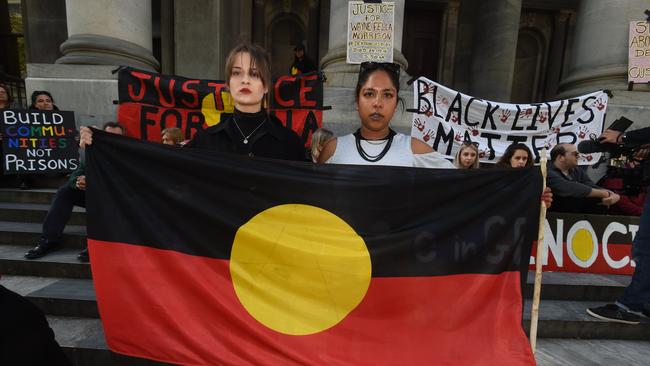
[0,201,86,225]
[0,245,91,278]
[535,339,650,366]
[0,188,57,204]
[0,220,87,248]
[2,273,648,341]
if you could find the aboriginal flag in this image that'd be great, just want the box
[86,130,540,365]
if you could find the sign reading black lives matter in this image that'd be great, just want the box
[347,1,395,63]
[1,109,79,174]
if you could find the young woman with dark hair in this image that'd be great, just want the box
[496,143,534,168]
[0,83,12,110]
[317,62,452,168]
[29,90,59,111]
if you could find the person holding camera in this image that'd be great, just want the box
[587,127,650,324]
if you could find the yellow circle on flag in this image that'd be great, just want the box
[571,228,595,262]
[230,204,371,335]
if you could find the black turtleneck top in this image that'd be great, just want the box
[185,109,305,161]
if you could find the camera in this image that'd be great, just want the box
[578,117,650,192]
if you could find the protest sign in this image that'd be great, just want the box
[530,212,638,276]
[347,1,395,63]
[117,67,324,147]
[270,72,323,147]
[629,20,650,83]
[410,77,608,164]
[1,109,78,174]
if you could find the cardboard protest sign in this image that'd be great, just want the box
[410,77,608,164]
[117,67,324,147]
[347,1,395,63]
[628,20,650,83]
[1,109,79,174]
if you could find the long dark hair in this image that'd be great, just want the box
[355,62,401,103]
[497,143,534,168]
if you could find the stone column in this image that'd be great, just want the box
[559,0,649,95]
[306,0,320,61]
[558,0,650,129]
[544,10,572,99]
[21,0,68,64]
[320,0,408,88]
[56,0,159,71]
[252,0,266,45]
[439,0,460,86]
[468,0,522,102]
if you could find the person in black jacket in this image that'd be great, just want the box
[290,43,317,76]
[185,43,305,161]
[0,284,71,365]
[587,126,650,324]
[80,43,304,161]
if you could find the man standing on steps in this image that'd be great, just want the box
[24,122,124,262]
[587,127,650,325]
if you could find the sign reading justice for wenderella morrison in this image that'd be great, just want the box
[347,1,395,63]
[1,109,79,174]
[629,20,650,83]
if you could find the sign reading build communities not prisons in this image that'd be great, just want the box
[347,1,395,63]
[1,109,79,174]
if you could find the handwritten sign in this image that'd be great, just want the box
[1,109,79,174]
[629,21,650,83]
[410,77,608,164]
[347,1,395,64]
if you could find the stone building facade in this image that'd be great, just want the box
[1,0,649,133]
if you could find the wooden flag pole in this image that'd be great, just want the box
[529,148,548,353]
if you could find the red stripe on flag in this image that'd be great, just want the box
[90,239,534,366]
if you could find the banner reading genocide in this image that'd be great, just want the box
[1,109,79,174]
[86,130,540,365]
[530,212,638,276]
[117,67,324,147]
[410,77,608,164]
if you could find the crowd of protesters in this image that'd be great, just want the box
[2,42,646,337]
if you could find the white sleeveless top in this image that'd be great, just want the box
[326,133,414,167]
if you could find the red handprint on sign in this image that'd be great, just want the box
[499,110,511,123]
[537,111,548,124]
[423,129,435,142]
[413,118,426,132]
[595,98,606,111]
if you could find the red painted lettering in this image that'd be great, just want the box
[128,71,151,101]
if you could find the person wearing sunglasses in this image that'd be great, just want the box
[317,62,453,168]
[454,141,480,169]
[547,143,618,213]
[496,143,534,168]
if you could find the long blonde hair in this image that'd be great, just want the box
[453,143,479,169]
